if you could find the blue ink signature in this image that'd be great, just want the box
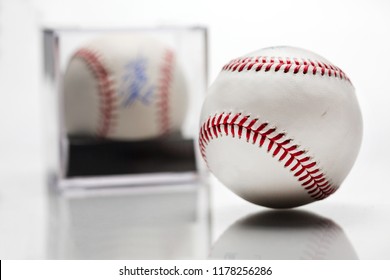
[120,56,155,107]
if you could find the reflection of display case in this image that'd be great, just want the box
[42,27,208,190]
[46,183,211,259]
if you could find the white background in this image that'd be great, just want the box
[1,0,390,259]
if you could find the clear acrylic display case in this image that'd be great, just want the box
[42,26,208,190]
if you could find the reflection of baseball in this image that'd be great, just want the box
[63,34,188,140]
[199,46,362,208]
[209,210,358,260]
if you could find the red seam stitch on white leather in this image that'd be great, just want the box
[222,56,351,83]
[199,112,337,200]
[73,49,117,137]
[157,50,174,134]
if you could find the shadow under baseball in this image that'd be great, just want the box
[209,209,358,260]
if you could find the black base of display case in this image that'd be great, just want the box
[66,134,197,177]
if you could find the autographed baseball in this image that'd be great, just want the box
[63,34,188,140]
[199,46,362,208]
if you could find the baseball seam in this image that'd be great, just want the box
[157,50,174,134]
[222,56,351,83]
[73,48,118,137]
[199,112,337,200]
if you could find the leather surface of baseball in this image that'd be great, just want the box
[199,46,363,208]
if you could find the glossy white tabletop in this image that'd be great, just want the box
[0,155,389,260]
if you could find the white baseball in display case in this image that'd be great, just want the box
[63,33,188,140]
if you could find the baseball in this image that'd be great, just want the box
[63,33,188,140]
[199,46,363,208]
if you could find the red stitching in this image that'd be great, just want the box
[222,56,351,83]
[199,112,337,200]
[73,49,117,137]
[157,50,174,134]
